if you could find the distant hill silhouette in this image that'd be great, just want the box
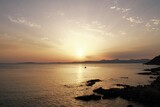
[72,59,149,64]
[145,55,160,65]
[0,59,149,64]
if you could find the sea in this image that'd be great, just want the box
[0,63,158,107]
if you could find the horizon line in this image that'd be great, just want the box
[0,59,150,64]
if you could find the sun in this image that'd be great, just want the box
[77,48,84,57]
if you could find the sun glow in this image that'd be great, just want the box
[77,48,84,57]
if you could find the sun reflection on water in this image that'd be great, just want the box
[77,65,84,83]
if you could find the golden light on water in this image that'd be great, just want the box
[77,65,83,82]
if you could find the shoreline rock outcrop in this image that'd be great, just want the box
[75,55,160,106]
[86,79,101,86]
[75,94,101,101]
[76,75,160,106]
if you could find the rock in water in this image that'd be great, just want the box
[75,94,101,101]
[86,79,101,86]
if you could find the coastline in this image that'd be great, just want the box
[75,58,160,106]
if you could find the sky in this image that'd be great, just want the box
[0,0,160,62]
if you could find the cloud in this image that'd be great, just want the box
[85,55,96,59]
[103,48,159,60]
[82,22,114,37]
[81,21,106,34]
[121,8,131,13]
[84,26,103,33]
[109,5,143,25]
[106,51,151,59]
[8,16,41,28]
[145,19,160,31]
[125,17,143,24]
[110,6,116,9]
[110,1,158,32]
[151,27,159,31]
[119,31,126,35]
[110,6,130,13]
[145,23,151,27]
[151,19,160,25]
[109,3,145,25]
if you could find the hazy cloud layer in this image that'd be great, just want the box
[0,0,160,62]
[8,16,41,28]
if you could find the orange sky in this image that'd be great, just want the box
[0,0,160,62]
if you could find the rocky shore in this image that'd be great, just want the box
[75,55,160,106]
[86,79,101,86]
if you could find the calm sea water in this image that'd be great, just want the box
[0,63,158,107]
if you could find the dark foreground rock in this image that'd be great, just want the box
[75,54,160,106]
[93,86,160,105]
[127,105,133,107]
[93,87,121,99]
[138,72,159,75]
[116,84,132,88]
[75,72,160,106]
[144,67,160,72]
[150,76,157,79]
[86,79,101,86]
[138,67,160,76]
[75,94,101,101]
[92,75,160,106]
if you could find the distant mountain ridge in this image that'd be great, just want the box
[145,55,160,65]
[16,59,150,64]
[73,59,149,64]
